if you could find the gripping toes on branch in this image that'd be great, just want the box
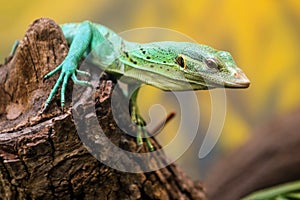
[131,104,154,152]
[42,58,92,112]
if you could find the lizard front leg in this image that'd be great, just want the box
[130,88,154,152]
[42,21,93,112]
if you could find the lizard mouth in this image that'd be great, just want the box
[224,81,250,88]
[188,73,250,89]
[185,69,250,89]
[224,72,250,88]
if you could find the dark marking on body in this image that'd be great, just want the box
[124,51,129,57]
[129,58,137,64]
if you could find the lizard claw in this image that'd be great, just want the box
[43,76,49,83]
[61,105,65,113]
[43,74,51,82]
[40,103,49,114]
[43,64,63,81]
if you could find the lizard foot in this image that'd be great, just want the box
[42,58,92,113]
[131,110,154,152]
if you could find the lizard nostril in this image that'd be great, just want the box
[234,72,239,78]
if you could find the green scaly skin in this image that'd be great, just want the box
[41,21,250,151]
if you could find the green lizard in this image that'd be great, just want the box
[41,21,250,151]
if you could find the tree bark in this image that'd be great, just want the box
[205,109,300,200]
[0,18,206,200]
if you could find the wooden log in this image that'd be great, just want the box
[0,18,206,200]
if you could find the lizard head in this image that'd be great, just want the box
[122,41,250,90]
[176,43,250,89]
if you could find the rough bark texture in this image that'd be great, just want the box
[205,109,300,200]
[0,18,206,200]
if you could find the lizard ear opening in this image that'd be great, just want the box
[175,54,187,69]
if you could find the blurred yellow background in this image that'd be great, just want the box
[1,0,300,179]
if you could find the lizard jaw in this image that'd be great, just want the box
[226,71,250,88]
[232,71,250,88]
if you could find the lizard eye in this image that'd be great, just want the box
[205,58,219,70]
[175,55,186,69]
